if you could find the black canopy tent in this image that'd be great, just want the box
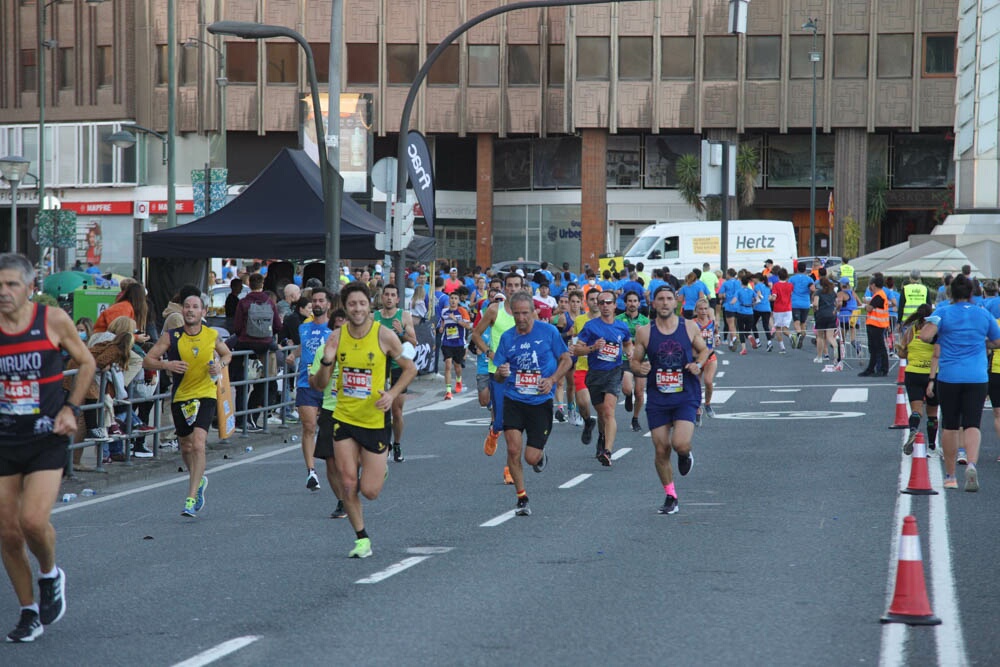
[141,147,435,261]
[140,147,434,317]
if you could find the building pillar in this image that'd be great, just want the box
[834,128,868,257]
[580,128,607,270]
[476,133,494,270]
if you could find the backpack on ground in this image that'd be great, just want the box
[246,302,274,339]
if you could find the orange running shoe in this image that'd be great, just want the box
[484,429,499,456]
[455,381,463,394]
[445,390,453,400]
[503,466,514,484]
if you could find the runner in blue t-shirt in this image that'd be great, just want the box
[752,275,773,351]
[718,270,740,350]
[788,265,815,348]
[289,288,333,492]
[574,292,633,466]
[677,273,709,319]
[492,292,573,516]
[729,275,756,355]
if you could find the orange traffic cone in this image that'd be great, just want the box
[888,385,909,429]
[895,358,907,384]
[902,433,938,495]
[880,516,941,625]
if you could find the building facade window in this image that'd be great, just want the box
[21,49,37,92]
[576,37,610,80]
[266,43,298,84]
[310,43,330,84]
[468,45,500,86]
[347,43,378,84]
[619,37,652,80]
[155,45,169,86]
[179,45,198,86]
[790,35,825,79]
[703,36,737,80]
[387,44,417,84]
[766,134,834,187]
[923,34,956,76]
[661,37,695,79]
[533,136,581,188]
[96,46,113,87]
[877,34,913,78]
[494,140,532,190]
[645,135,700,188]
[607,136,641,188]
[508,44,540,85]
[427,44,460,86]
[548,44,565,86]
[746,36,780,80]
[493,204,581,268]
[226,43,257,83]
[58,47,74,89]
[834,35,869,78]
[892,133,953,187]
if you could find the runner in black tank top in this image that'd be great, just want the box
[0,253,96,642]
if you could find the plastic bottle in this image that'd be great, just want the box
[245,446,253,453]
[61,493,77,503]
[81,488,97,497]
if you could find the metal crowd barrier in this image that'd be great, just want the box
[65,344,300,476]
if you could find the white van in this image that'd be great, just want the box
[622,220,796,274]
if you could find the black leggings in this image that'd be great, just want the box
[752,311,772,341]
[736,313,754,344]
[937,380,988,430]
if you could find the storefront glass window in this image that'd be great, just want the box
[532,136,581,188]
[493,204,581,269]
[644,135,700,188]
[607,136,641,188]
[766,134,834,187]
[893,134,953,188]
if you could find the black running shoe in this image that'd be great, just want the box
[554,408,566,423]
[330,500,347,519]
[38,567,65,625]
[658,495,679,515]
[6,609,42,642]
[631,417,641,432]
[678,452,694,476]
[392,443,404,463]
[796,334,805,349]
[532,452,548,473]
[624,393,633,413]
[903,428,917,456]
[596,432,606,458]
[515,496,531,516]
[597,449,611,467]
[581,417,596,445]
[306,470,320,491]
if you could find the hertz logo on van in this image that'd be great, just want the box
[735,235,776,251]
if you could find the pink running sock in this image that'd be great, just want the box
[664,482,676,498]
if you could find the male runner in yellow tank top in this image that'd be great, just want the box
[144,293,231,518]
[311,283,416,558]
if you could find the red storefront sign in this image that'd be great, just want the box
[61,200,195,215]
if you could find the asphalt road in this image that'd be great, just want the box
[4,339,998,666]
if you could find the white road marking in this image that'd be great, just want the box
[406,546,453,555]
[715,371,725,378]
[770,388,801,393]
[559,474,592,489]
[760,400,795,404]
[172,636,259,667]
[355,556,431,584]
[721,359,730,365]
[831,387,869,403]
[53,445,300,515]
[711,389,735,404]
[684,502,726,506]
[480,510,516,527]
[878,436,914,667]
[610,447,632,460]
[417,394,478,411]
[928,460,968,665]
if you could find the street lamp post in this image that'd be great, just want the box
[0,156,31,253]
[184,37,228,168]
[207,20,343,292]
[804,18,820,257]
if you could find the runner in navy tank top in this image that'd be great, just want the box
[631,285,708,517]
[0,253,96,642]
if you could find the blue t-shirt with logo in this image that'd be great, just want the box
[753,283,772,312]
[493,321,568,404]
[577,317,631,371]
[934,302,1000,383]
[732,286,755,315]
[297,321,332,388]
[789,273,814,309]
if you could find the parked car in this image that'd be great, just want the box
[208,283,249,316]
[490,260,544,276]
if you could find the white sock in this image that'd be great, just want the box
[39,566,58,579]
[21,604,39,614]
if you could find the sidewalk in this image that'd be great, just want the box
[59,371,449,497]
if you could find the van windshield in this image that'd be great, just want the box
[624,235,658,258]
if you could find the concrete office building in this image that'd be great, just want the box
[0,0,960,273]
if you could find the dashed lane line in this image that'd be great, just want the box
[480,510,516,527]
[559,474,592,489]
[355,548,454,584]
[610,447,632,461]
[171,636,260,667]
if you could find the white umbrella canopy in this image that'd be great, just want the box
[851,241,911,274]
[958,239,1000,279]
[874,246,973,278]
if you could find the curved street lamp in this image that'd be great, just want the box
[0,155,31,253]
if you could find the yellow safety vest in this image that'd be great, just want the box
[839,263,855,287]
[902,283,928,319]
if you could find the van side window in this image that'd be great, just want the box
[663,236,679,259]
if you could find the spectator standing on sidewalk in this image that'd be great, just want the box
[231,273,282,431]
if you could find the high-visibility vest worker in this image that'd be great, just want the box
[866,288,890,328]
[901,282,929,319]
[839,262,855,287]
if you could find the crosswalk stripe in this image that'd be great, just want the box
[711,389,735,404]
[831,387,869,403]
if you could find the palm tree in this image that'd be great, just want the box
[674,141,760,218]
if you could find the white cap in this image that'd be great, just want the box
[515,269,525,277]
